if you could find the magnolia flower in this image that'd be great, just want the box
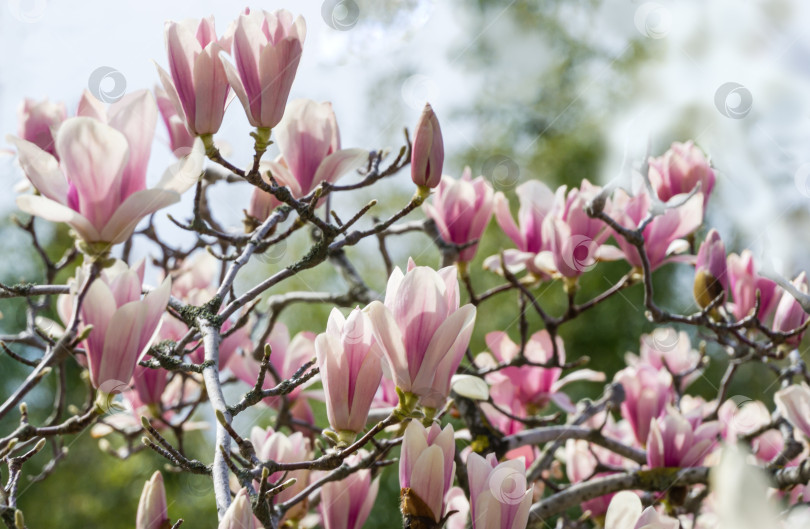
[727,250,778,321]
[775,383,810,440]
[610,189,703,271]
[224,9,306,129]
[248,99,368,221]
[315,308,382,437]
[411,103,444,189]
[646,408,720,468]
[399,421,456,525]
[75,260,170,391]
[717,398,783,463]
[365,260,476,407]
[422,168,495,263]
[155,86,195,155]
[250,426,311,520]
[445,487,471,529]
[604,491,679,529]
[693,229,728,309]
[629,329,701,390]
[157,16,233,136]
[136,471,169,529]
[228,323,315,410]
[772,272,809,346]
[648,140,715,207]
[710,444,780,529]
[218,488,255,529]
[17,98,66,156]
[467,452,532,529]
[11,92,203,247]
[481,330,603,412]
[541,179,620,278]
[614,364,674,445]
[319,451,379,529]
[131,361,168,406]
[487,180,556,276]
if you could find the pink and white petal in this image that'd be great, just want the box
[16,195,100,241]
[97,301,148,388]
[155,137,205,194]
[7,136,67,203]
[364,301,409,390]
[310,148,368,191]
[108,90,158,198]
[412,304,476,392]
[552,369,606,392]
[100,189,181,244]
[605,491,643,529]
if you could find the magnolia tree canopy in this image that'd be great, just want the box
[2,6,810,529]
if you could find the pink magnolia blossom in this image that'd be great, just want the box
[482,330,603,412]
[604,491,679,529]
[365,260,476,406]
[488,180,556,276]
[11,92,203,246]
[610,189,703,271]
[467,452,532,529]
[77,260,171,391]
[411,103,444,189]
[248,99,368,221]
[422,168,494,263]
[136,471,169,529]
[775,384,810,440]
[315,308,382,435]
[229,324,315,431]
[627,329,701,390]
[131,361,168,407]
[614,364,674,445]
[566,419,635,518]
[772,273,809,346]
[481,384,538,463]
[693,228,728,308]
[156,16,233,136]
[250,426,310,520]
[542,179,620,278]
[727,250,778,321]
[218,488,255,529]
[399,421,456,524]
[319,451,379,529]
[718,398,783,463]
[445,487,471,529]
[648,141,715,207]
[223,9,306,129]
[155,86,195,155]
[17,98,66,156]
[646,408,720,468]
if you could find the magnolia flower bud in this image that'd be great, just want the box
[411,103,444,189]
[693,229,728,309]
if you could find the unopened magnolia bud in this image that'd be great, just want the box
[411,103,444,189]
[693,229,727,309]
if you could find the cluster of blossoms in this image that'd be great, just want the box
[6,7,810,529]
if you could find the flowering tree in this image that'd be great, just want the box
[3,7,810,529]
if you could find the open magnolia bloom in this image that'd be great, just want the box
[10,93,203,249]
[604,491,678,529]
